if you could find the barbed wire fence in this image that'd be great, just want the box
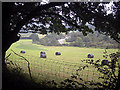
[5,49,119,88]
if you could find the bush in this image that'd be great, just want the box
[59,50,120,89]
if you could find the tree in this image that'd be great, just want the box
[2,2,120,89]
[38,33,62,46]
[29,33,39,43]
[70,37,84,47]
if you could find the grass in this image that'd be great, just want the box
[6,39,119,86]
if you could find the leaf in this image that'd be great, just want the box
[67,79,73,83]
[61,82,65,85]
[96,59,100,63]
[71,75,77,79]
[79,78,83,81]
[96,83,103,86]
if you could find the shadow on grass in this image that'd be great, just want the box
[2,65,105,90]
[2,65,55,89]
[2,66,90,89]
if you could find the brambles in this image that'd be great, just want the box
[82,50,120,89]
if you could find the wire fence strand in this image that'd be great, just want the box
[5,49,119,88]
[5,52,104,83]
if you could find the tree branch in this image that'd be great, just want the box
[13,2,66,35]
[39,12,82,30]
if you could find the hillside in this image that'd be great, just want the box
[65,31,119,48]
[28,32,118,49]
[5,39,119,88]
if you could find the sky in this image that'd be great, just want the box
[104,1,116,15]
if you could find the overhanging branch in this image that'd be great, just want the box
[13,2,66,35]
[38,12,82,30]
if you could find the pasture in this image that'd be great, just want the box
[5,39,118,87]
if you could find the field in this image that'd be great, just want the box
[5,39,118,87]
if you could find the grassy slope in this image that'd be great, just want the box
[8,39,118,60]
[6,39,118,84]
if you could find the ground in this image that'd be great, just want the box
[5,39,118,88]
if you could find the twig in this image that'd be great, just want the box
[11,49,33,81]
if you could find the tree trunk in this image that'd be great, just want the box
[2,32,20,66]
[2,51,6,66]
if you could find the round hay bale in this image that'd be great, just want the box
[55,52,61,55]
[101,59,109,66]
[87,54,94,58]
[40,51,46,54]
[20,50,25,53]
[40,54,47,58]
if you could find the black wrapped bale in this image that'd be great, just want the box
[101,60,109,66]
[87,54,94,58]
[40,51,46,54]
[40,54,47,58]
[56,52,61,55]
[20,51,25,53]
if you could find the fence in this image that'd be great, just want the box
[5,49,119,88]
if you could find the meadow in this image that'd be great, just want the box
[5,39,118,87]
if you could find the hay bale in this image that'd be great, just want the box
[40,51,46,54]
[87,54,94,58]
[20,50,25,53]
[55,52,61,55]
[101,59,109,66]
[40,54,47,58]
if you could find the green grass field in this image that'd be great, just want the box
[5,39,118,86]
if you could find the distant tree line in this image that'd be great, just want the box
[65,32,118,48]
[30,32,118,49]
[29,33,39,43]
[29,33,65,46]
[38,33,66,46]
